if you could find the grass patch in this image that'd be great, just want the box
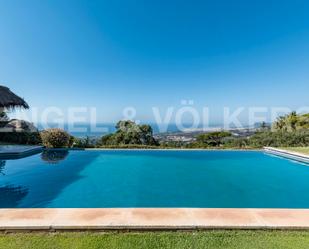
[280,147,309,155]
[0,231,309,249]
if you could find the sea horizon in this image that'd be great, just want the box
[35,122,258,138]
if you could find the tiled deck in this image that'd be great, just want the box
[1,208,309,231]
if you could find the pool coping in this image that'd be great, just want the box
[1,208,309,231]
[264,147,309,164]
[0,145,43,159]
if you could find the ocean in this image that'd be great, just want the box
[37,123,184,138]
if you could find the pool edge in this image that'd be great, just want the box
[1,208,309,231]
[264,147,309,164]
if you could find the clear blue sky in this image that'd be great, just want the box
[0,0,308,124]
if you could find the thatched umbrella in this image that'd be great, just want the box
[0,86,29,110]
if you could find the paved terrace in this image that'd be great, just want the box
[1,208,309,231]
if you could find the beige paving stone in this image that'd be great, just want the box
[0,208,309,230]
[190,208,264,228]
[254,209,309,228]
[0,209,58,230]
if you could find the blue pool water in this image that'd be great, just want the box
[0,150,308,208]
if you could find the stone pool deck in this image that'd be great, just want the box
[1,208,309,231]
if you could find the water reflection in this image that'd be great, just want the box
[0,160,5,175]
[0,185,28,208]
[41,149,69,164]
[0,151,99,207]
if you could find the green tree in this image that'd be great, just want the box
[100,121,158,146]
[273,116,286,131]
[286,111,298,131]
[273,112,309,132]
[196,131,232,147]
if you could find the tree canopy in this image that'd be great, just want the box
[196,131,232,147]
[100,120,158,146]
[273,112,309,131]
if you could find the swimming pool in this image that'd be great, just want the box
[0,150,308,208]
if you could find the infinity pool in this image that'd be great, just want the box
[0,150,308,208]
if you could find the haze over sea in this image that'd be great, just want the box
[37,122,228,138]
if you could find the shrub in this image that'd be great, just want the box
[247,130,309,148]
[40,128,71,148]
[0,132,41,145]
[196,131,232,147]
[73,136,96,148]
[221,137,250,149]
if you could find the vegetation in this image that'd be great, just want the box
[185,112,309,149]
[0,131,41,145]
[160,141,188,148]
[273,112,309,131]
[94,114,309,149]
[186,130,309,149]
[194,131,232,147]
[40,128,72,148]
[0,231,309,249]
[1,112,308,150]
[247,130,309,148]
[73,136,96,148]
[99,120,158,147]
[0,111,9,122]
